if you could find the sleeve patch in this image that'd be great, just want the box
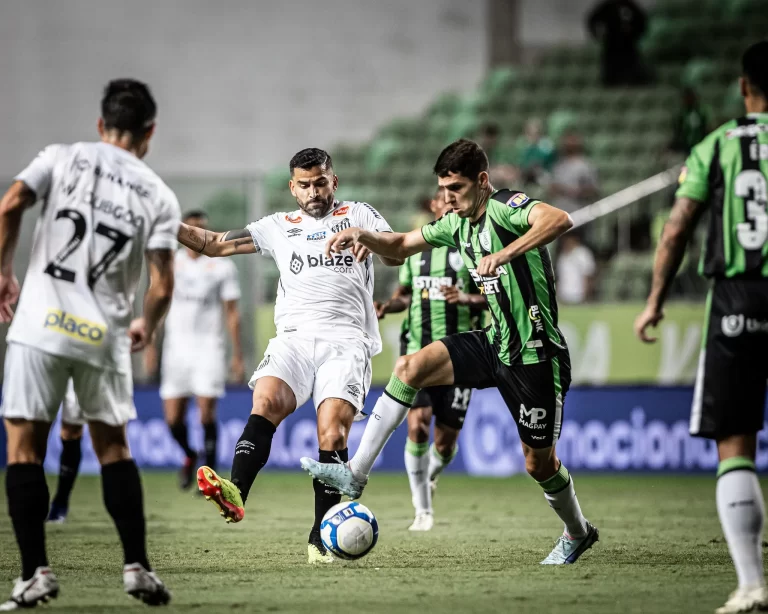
[678,166,688,185]
[507,193,530,207]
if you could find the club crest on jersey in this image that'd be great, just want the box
[43,309,106,346]
[448,251,465,272]
[479,229,492,252]
[333,206,349,216]
[507,193,530,207]
[285,213,303,224]
[331,218,351,233]
[306,231,327,241]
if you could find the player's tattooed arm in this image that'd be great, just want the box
[635,196,705,343]
[177,224,257,257]
[326,227,427,264]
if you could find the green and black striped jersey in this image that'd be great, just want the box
[421,189,565,366]
[399,246,484,355]
[677,113,768,278]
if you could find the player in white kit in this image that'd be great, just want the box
[175,148,400,563]
[145,210,244,489]
[0,79,178,609]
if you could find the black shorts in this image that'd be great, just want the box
[411,385,472,430]
[442,330,571,448]
[690,278,768,439]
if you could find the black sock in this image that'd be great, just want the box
[231,414,276,503]
[169,422,195,459]
[52,438,82,508]
[101,459,151,571]
[6,463,49,580]
[310,448,348,541]
[203,422,217,469]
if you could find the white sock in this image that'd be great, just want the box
[350,392,410,478]
[539,463,588,538]
[405,439,431,514]
[717,465,766,590]
[428,443,457,483]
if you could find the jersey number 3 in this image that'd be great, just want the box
[44,209,132,288]
[735,170,768,249]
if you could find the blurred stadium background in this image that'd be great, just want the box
[2,0,767,475]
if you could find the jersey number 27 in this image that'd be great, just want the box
[44,208,132,288]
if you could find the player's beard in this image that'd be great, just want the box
[298,195,334,219]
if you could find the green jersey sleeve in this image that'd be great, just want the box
[675,124,730,203]
[488,191,542,234]
[398,257,413,288]
[421,213,459,248]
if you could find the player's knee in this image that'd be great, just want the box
[434,439,456,459]
[394,355,427,388]
[61,423,84,441]
[252,396,289,424]
[317,425,346,451]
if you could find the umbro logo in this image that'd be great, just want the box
[257,355,271,370]
[346,384,361,398]
[287,228,303,238]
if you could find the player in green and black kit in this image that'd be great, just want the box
[635,42,768,614]
[376,189,486,531]
[302,139,599,565]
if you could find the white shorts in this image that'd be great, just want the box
[249,335,372,414]
[160,346,226,400]
[0,342,136,427]
[61,379,84,426]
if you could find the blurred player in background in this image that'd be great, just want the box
[176,148,401,564]
[376,189,486,531]
[636,41,768,614]
[0,79,178,609]
[144,210,244,489]
[46,382,84,523]
[304,139,599,565]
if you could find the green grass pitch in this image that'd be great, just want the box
[0,471,761,613]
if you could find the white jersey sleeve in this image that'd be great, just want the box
[246,215,278,256]
[15,145,62,199]
[352,202,393,233]
[220,260,242,302]
[147,188,182,250]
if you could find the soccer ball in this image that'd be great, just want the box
[320,501,379,560]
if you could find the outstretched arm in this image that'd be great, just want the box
[476,202,573,276]
[635,196,705,342]
[325,227,428,264]
[177,223,258,257]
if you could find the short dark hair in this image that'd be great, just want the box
[101,79,156,138]
[289,148,333,174]
[183,210,208,222]
[433,139,489,180]
[742,41,768,98]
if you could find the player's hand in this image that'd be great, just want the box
[230,354,245,383]
[634,304,665,344]
[476,251,511,277]
[325,228,362,256]
[0,273,20,323]
[128,318,150,353]
[440,285,465,305]
[351,243,371,263]
[374,301,389,319]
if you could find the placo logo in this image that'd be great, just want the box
[43,309,106,345]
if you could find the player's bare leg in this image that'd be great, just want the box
[89,420,170,605]
[428,421,460,500]
[164,397,196,490]
[405,405,434,531]
[308,398,356,563]
[714,433,768,614]
[2,418,60,610]
[302,340,454,498]
[527,444,597,565]
[199,376,295,523]
[197,397,218,471]
[48,422,84,523]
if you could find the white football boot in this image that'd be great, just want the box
[716,586,768,613]
[0,567,59,611]
[408,512,434,532]
[124,563,171,606]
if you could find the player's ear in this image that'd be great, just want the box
[288,179,296,198]
[739,76,748,99]
[477,171,490,189]
[144,123,156,142]
[97,117,105,137]
[332,174,339,191]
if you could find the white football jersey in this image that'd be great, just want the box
[7,142,181,374]
[246,201,392,356]
[162,249,241,353]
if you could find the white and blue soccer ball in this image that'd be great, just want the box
[320,501,379,560]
